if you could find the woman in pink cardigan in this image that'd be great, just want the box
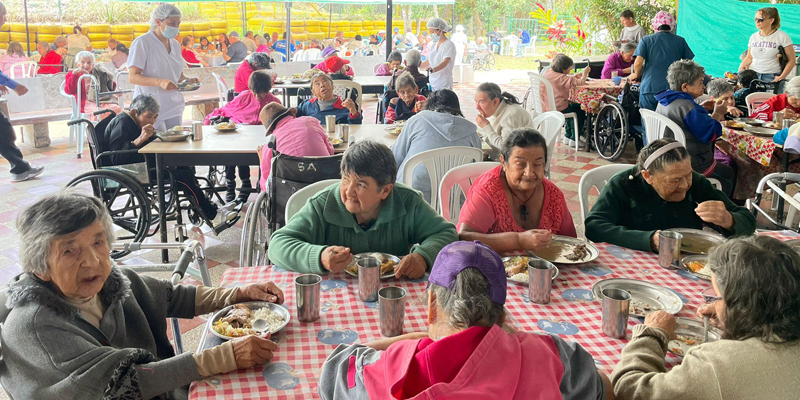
[257,102,334,190]
[317,241,612,400]
[204,70,280,125]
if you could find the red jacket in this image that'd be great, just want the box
[750,93,800,121]
[37,51,63,74]
[181,48,201,66]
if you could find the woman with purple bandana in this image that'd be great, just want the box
[318,241,613,400]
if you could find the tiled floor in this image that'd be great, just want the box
[0,71,640,373]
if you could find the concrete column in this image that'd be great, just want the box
[21,122,51,148]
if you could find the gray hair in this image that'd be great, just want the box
[17,190,115,277]
[404,49,421,68]
[256,35,268,46]
[620,42,637,54]
[130,94,160,115]
[667,59,706,91]
[394,71,417,90]
[551,53,574,73]
[37,41,49,49]
[387,50,402,63]
[149,3,182,32]
[310,72,333,87]
[75,50,94,63]
[785,76,800,100]
[429,267,506,331]
[635,138,689,175]
[707,79,734,99]
[707,236,800,342]
[341,140,397,187]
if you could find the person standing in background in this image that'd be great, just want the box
[739,7,796,94]
[618,10,645,45]
[420,18,456,91]
[0,1,43,182]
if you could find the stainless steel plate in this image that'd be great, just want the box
[592,278,683,317]
[531,236,599,264]
[667,317,722,358]
[679,255,711,281]
[744,126,778,136]
[156,131,192,142]
[344,252,401,280]
[209,301,291,340]
[501,256,559,285]
[664,228,725,255]
[735,117,765,126]
[177,82,201,92]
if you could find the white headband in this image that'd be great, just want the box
[643,142,685,171]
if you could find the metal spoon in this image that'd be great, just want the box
[252,318,269,334]
[702,315,710,343]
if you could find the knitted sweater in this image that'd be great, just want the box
[267,182,458,274]
[584,167,755,252]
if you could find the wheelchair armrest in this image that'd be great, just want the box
[95,149,144,167]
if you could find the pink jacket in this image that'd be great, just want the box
[0,54,29,77]
[259,116,334,189]
[318,324,606,399]
[203,90,281,126]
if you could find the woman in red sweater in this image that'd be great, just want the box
[181,35,208,67]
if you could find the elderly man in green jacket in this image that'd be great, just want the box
[267,141,459,279]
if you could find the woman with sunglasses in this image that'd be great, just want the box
[739,7,796,94]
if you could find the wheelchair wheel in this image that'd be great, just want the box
[483,54,495,71]
[593,102,628,161]
[208,166,227,188]
[241,191,271,267]
[67,169,151,259]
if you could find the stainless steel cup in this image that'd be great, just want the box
[528,258,556,304]
[379,286,406,337]
[774,111,784,125]
[783,119,795,130]
[658,231,683,269]
[295,274,321,322]
[338,124,350,142]
[601,288,631,339]
[192,121,203,140]
[325,115,336,134]
[358,257,381,302]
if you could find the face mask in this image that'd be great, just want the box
[431,32,440,42]
[162,25,179,39]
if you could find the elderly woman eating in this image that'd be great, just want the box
[64,50,122,117]
[318,241,612,399]
[611,235,800,399]
[375,50,404,76]
[475,82,533,160]
[459,128,576,254]
[235,52,273,94]
[655,60,736,196]
[585,139,755,252]
[385,72,427,124]
[268,141,458,279]
[257,102,334,189]
[0,191,284,399]
[296,73,363,125]
[750,76,800,121]
[393,89,480,203]
[601,42,636,79]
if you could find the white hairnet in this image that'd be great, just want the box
[150,4,182,31]
[427,18,452,34]
[456,24,464,32]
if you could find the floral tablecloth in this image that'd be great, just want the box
[720,127,777,167]
[717,134,800,200]
[572,79,624,114]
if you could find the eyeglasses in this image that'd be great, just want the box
[755,18,765,22]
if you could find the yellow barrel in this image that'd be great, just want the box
[111,25,134,34]
[133,24,150,33]
[88,32,111,41]
[85,24,111,34]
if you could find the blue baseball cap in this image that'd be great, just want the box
[428,241,507,304]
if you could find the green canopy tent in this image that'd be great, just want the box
[119,0,455,60]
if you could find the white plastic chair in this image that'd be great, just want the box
[211,72,228,106]
[271,52,287,63]
[305,48,322,61]
[284,179,340,223]
[401,146,484,212]
[333,80,363,110]
[745,92,776,116]
[707,178,723,191]
[113,70,131,109]
[639,109,687,146]
[185,60,203,68]
[59,80,80,151]
[533,111,566,178]
[578,163,634,224]
[438,162,500,223]
[527,72,579,151]
[9,61,37,79]
[291,49,306,62]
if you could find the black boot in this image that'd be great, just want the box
[237,179,253,203]
[225,180,236,203]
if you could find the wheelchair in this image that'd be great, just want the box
[470,49,496,71]
[65,110,238,259]
[239,145,343,267]
[592,82,644,161]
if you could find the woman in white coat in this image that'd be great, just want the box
[128,4,200,131]
[420,18,456,91]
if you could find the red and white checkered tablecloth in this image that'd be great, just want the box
[189,232,795,400]
[572,79,625,114]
